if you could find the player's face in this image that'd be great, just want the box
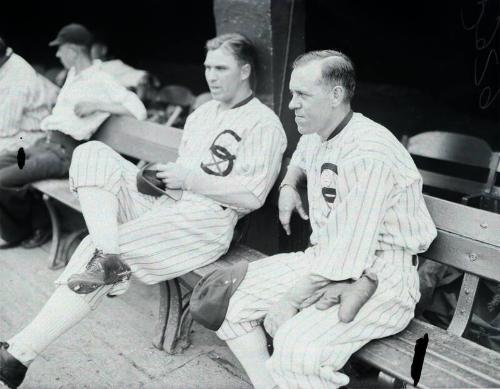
[289,62,334,137]
[204,47,247,107]
[56,44,78,69]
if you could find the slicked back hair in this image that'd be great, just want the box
[205,33,257,89]
[293,50,356,103]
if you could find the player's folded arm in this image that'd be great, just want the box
[184,124,286,212]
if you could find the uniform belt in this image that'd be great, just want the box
[45,130,82,153]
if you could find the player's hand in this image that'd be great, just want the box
[300,274,378,323]
[264,299,298,337]
[74,101,100,117]
[156,162,190,189]
[278,185,308,236]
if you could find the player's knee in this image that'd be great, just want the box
[270,325,318,375]
[72,141,110,166]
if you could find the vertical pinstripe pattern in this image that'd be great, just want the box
[56,96,285,306]
[0,52,58,150]
[217,112,436,388]
[218,250,418,388]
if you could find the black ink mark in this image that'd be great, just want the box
[17,147,25,169]
[411,333,429,387]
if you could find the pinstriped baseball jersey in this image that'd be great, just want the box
[289,112,437,281]
[178,96,287,216]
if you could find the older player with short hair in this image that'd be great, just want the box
[0,33,286,388]
[207,50,437,389]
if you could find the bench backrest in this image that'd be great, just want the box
[92,115,183,163]
[402,131,497,198]
[420,194,500,336]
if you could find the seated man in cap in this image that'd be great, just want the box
[0,36,59,154]
[193,49,437,389]
[0,32,286,388]
[0,23,146,249]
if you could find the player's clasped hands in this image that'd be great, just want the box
[156,162,191,189]
[278,185,309,235]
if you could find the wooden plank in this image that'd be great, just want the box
[32,179,81,211]
[420,170,486,195]
[421,230,500,281]
[94,115,183,163]
[356,319,500,388]
[447,273,479,336]
[424,194,500,246]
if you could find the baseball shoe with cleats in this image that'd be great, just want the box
[0,342,27,389]
[67,250,131,294]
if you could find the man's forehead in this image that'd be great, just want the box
[290,61,323,89]
[204,47,239,66]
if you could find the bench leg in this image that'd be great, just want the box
[154,278,183,354]
[60,228,88,266]
[43,194,63,270]
[175,292,194,353]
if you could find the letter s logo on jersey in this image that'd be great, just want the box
[200,129,242,176]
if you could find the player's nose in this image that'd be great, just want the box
[289,95,300,110]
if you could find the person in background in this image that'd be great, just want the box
[0,36,59,154]
[0,23,146,250]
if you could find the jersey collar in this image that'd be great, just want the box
[0,48,13,70]
[230,92,254,109]
[326,109,353,142]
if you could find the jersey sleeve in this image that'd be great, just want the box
[101,75,147,120]
[288,135,309,171]
[307,158,395,281]
[0,84,29,136]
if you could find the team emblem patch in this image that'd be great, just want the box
[320,162,338,209]
[201,129,242,176]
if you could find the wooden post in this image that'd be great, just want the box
[213,0,305,255]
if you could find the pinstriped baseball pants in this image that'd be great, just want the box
[55,141,238,306]
[216,250,419,388]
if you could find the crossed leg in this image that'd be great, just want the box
[7,141,237,366]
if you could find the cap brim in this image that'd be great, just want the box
[48,39,61,47]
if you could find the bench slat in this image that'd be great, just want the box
[93,116,182,163]
[424,195,500,246]
[421,230,500,282]
[356,319,500,388]
[32,179,81,212]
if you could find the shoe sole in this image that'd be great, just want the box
[67,271,132,295]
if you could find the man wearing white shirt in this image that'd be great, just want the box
[0,24,146,249]
[0,37,59,153]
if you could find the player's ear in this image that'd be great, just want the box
[331,85,344,107]
[240,63,251,81]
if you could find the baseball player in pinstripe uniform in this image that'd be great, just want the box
[0,33,286,388]
[211,50,437,388]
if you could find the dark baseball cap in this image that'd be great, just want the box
[190,261,248,331]
[49,24,93,47]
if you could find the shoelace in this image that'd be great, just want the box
[0,342,9,350]
[85,249,105,272]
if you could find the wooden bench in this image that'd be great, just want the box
[159,183,500,387]
[402,131,499,203]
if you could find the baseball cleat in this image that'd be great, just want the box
[67,250,131,294]
[0,342,27,389]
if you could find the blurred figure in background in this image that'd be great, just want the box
[147,85,194,128]
[0,36,59,153]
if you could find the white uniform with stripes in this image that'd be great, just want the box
[216,112,437,388]
[56,96,287,304]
